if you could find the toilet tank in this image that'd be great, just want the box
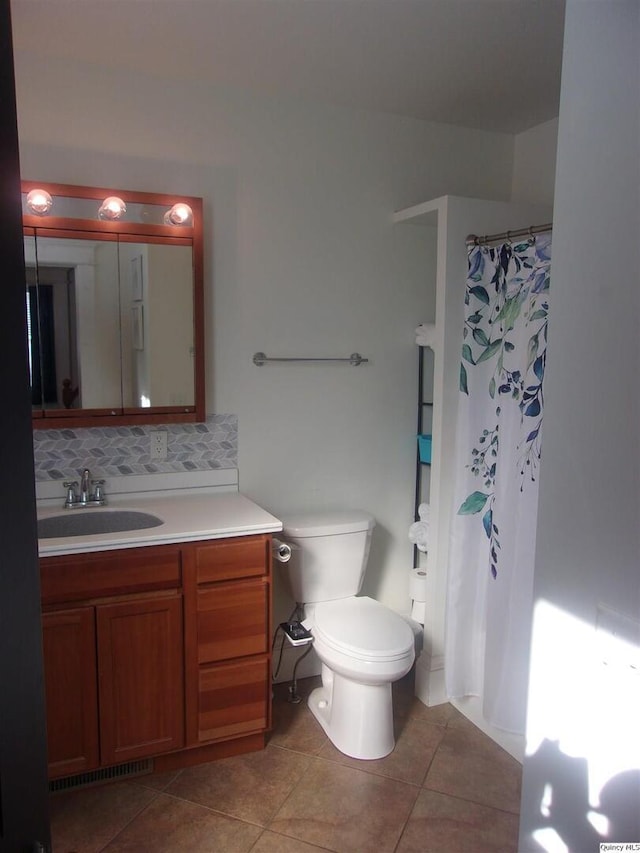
[280,510,375,604]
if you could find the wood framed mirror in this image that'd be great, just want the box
[22,181,204,429]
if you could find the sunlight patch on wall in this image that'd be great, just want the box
[525,598,640,849]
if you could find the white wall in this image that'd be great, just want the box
[14,52,515,623]
[519,3,640,849]
[511,118,558,207]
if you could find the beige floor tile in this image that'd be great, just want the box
[250,829,333,852]
[317,716,445,786]
[49,781,156,853]
[392,673,460,729]
[131,768,183,792]
[396,788,520,853]
[269,685,328,756]
[165,743,311,826]
[402,699,460,729]
[102,793,262,852]
[445,705,477,728]
[424,720,522,814]
[269,755,419,852]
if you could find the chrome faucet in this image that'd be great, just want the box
[63,469,107,508]
[80,468,91,503]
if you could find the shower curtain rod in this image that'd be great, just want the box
[465,222,552,248]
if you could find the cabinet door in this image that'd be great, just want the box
[97,595,184,765]
[197,580,268,664]
[41,607,99,778]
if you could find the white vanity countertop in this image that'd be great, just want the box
[37,491,283,557]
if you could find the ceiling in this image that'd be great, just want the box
[9,0,566,135]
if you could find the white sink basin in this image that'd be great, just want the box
[38,510,164,539]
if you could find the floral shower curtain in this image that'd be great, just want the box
[445,234,551,735]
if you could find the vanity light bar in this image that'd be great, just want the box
[24,188,194,227]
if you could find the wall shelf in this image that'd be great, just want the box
[414,345,434,563]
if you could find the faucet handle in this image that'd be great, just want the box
[63,480,79,507]
[91,479,106,503]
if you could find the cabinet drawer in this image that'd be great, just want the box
[198,657,269,742]
[40,545,182,605]
[195,536,268,584]
[197,580,268,663]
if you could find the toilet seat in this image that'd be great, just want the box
[312,596,414,663]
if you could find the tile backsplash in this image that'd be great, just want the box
[33,414,237,481]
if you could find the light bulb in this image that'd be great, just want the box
[26,189,53,216]
[98,196,126,220]
[164,203,193,226]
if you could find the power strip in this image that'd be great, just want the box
[280,621,313,647]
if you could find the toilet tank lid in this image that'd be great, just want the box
[281,510,375,538]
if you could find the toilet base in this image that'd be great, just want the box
[308,668,395,760]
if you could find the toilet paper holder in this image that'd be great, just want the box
[272,537,294,563]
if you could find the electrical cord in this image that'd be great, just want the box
[271,605,299,682]
[272,629,287,681]
[288,641,313,704]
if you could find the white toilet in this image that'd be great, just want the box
[279,510,415,760]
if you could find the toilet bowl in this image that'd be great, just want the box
[305,596,415,759]
[278,510,416,760]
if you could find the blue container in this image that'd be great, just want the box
[417,434,432,464]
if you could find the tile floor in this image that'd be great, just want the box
[49,673,522,852]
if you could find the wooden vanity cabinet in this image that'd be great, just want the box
[40,534,272,780]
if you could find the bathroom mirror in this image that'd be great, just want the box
[23,181,204,428]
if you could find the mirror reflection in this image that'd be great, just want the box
[25,233,121,411]
[118,241,194,410]
[25,234,194,413]
[23,182,204,427]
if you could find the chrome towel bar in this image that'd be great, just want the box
[253,352,369,366]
